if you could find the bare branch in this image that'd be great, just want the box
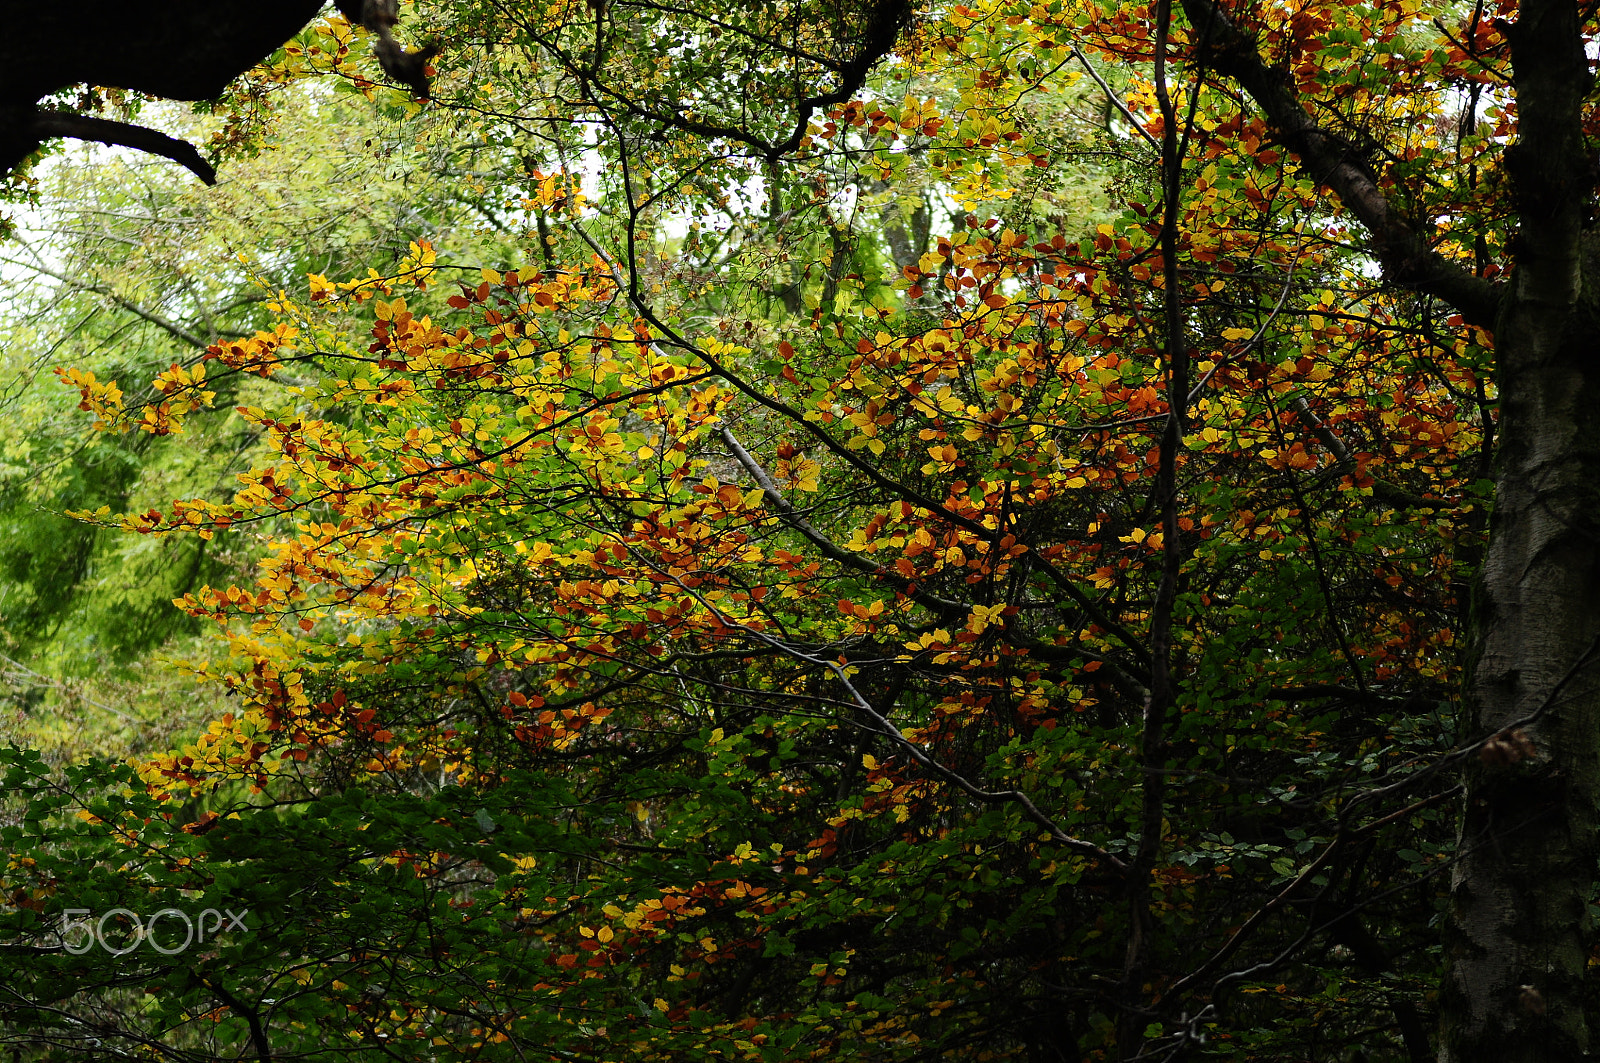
[0,255,210,350]
[31,112,215,185]
[653,563,1131,874]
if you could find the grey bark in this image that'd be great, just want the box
[1178,0,1600,1060]
[1438,3,1600,1058]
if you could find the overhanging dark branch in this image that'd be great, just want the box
[32,112,216,185]
[1180,0,1503,329]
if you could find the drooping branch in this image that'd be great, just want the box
[1179,0,1503,329]
[0,0,430,184]
[720,427,973,622]
[651,562,1131,874]
[31,112,216,185]
[0,255,212,348]
[1291,396,1432,510]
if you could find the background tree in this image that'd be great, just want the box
[0,80,523,758]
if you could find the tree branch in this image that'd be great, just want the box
[720,427,972,622]
[650,562,1131,874]
[0,255,210,350]
[1292,395,1434,511]
[1180,0,1502,329]
[31,112,215,185]
[1,1,323,103]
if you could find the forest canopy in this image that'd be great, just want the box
[1,1,1596,1062]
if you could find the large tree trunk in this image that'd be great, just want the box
[1440,6,1600,1054]
[1440,267,1600,1060]
[1180,0,1600,1057]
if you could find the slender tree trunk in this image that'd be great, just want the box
[1119,2,1187,1055]
[1439,3,1600,1059]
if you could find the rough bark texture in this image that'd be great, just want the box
[1179,0,1600,1059]
[1439,3,1600,1058]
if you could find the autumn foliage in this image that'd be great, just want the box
[0,0,1522,1059]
